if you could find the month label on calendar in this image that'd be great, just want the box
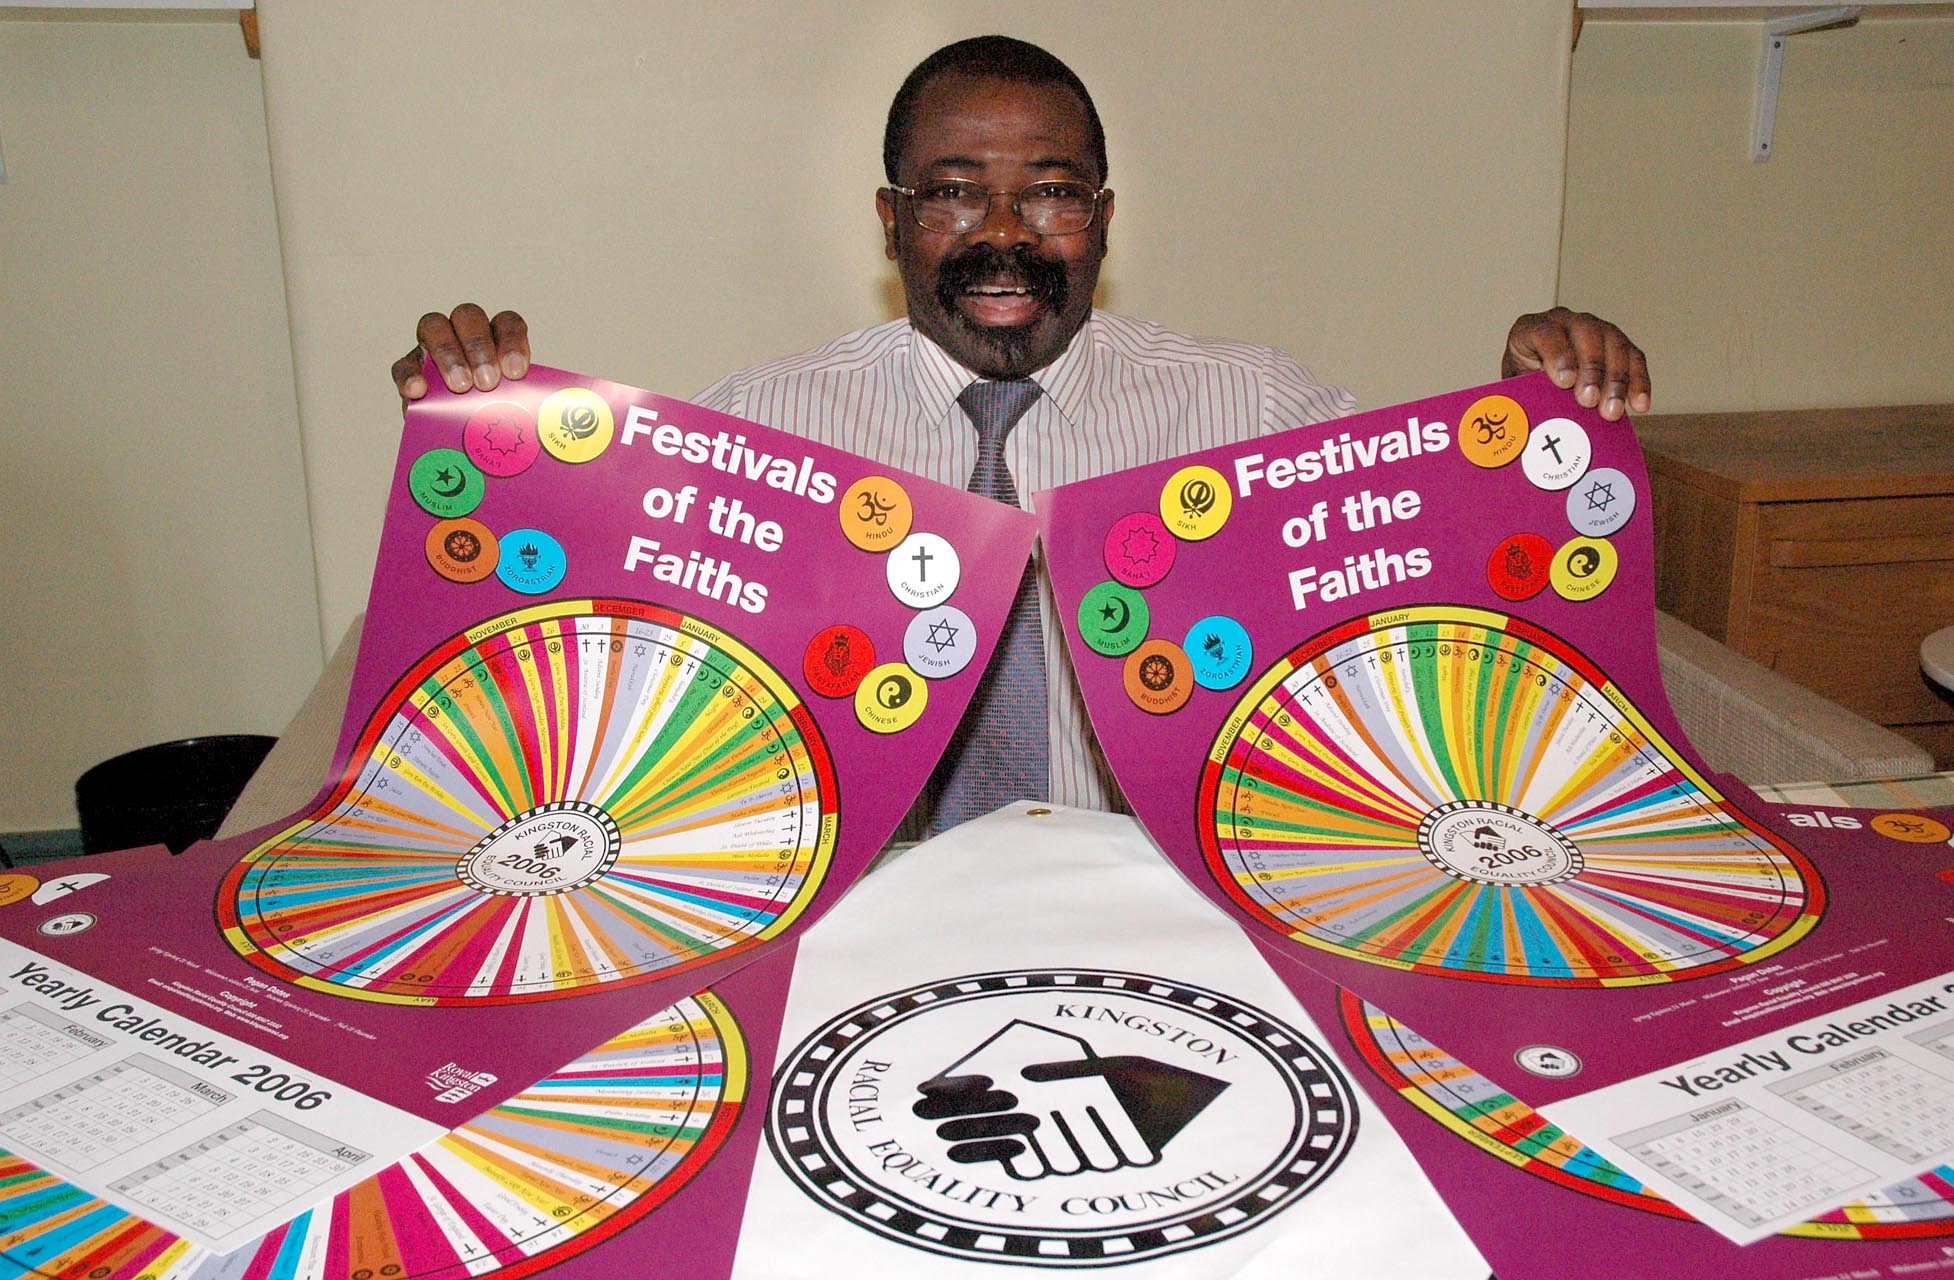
[1544,968,1954,1245]
[0,938,441,1255]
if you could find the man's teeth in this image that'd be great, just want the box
[969,285,1031,295]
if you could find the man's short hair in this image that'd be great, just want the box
[883,35,1108,185]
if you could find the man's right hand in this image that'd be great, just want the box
[392,304,531,401]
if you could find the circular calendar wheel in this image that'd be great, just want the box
[0,994,745,1279]
[1199,607,1822,986]
[1338,990,1954,1241]
[220,599,838,1004]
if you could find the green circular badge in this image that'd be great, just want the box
[1077,580,1150,657]
[408,448,486,519]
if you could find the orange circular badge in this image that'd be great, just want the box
[1869,813,1953,844]
[426,518,499,583]
[1124,639,1194,715]
[1458,394,1529,469]
[840,476,913,552]
[0,874,39,908]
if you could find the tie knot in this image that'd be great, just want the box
[957,378,1043,439]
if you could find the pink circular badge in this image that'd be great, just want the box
[464,401,541,477]
[1104,512,1177,588]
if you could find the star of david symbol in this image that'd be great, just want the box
[924,619,962,653]
[1583,480,1617,512]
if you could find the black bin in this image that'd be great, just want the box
[75,735,276,854]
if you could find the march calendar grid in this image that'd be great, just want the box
[111,1112,373,1238]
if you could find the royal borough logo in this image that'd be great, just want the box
[766,969,1357,1266]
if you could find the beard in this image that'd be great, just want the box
[932,243,1073,376]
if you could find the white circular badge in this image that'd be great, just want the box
[1520,417,1592,491]
[887,532,961,609]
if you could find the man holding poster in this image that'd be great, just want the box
[391,35,1652,834]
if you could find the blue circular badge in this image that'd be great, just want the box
[495,528,567,595]
[1184,615,1253,691]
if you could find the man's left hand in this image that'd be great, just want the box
[1501,307,1650,422]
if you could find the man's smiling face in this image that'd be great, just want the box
[877,72,1112,379]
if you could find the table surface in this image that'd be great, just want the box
[1637,404,1954,504]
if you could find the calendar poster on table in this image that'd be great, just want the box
[1035,374,1954,1242]
[0,365,1036,1248]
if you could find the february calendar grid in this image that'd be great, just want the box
[0,1055,226,1173]
[1770,1048,1954,1163]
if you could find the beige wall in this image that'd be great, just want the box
[0,13,319,831]
[1560,12,1954,412]
[256,0,1575,644]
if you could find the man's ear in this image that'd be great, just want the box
[876,188,900,261]
[1098,188,1114,249]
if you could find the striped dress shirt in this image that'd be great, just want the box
[694,310,1355,817]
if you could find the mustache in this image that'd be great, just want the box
[935,244,1070,317]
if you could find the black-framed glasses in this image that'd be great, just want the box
[888,179,1106,236]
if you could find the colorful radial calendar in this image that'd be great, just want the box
[1199,607,1823,986]
[1339,991,1954,1241]
[0,994,744,1279]
[220,599,839,1005]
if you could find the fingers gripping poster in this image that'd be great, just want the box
[0,366,1035,1249]
[1035,375,1954,1241]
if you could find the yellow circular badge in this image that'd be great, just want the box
[1458,394,1529,469]
[840,476,913,552]
[537,387,616,463]
[1159,465,1233,541]
[855,661,928,734]
[1870,813,1953,844]
[1551,536,1618,602]
[0,874,39,908]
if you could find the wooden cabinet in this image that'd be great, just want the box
[1638,405,1954,768]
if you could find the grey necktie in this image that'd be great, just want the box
[928,378,1048,832]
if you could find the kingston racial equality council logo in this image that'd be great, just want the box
[765,969,1358,1267]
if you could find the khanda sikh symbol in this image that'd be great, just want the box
[1178,477,1217,520]
[557,405,601,440]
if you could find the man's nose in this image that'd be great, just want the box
[974,191,1038,246]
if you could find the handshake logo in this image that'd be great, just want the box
[912,1020,1227,1181]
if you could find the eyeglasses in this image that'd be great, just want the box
[888,179,1106,236]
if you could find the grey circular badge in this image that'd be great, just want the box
[904,605,979,679]
[1520,417,1593,491]
[887,532,961,609]
[1515,1044,1583,1079]
[38,912,96,938]
[1566,466,1635,536]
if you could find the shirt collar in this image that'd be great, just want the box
[905,315,1098,432]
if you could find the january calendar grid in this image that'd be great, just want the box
[1614,1101,1873,1229]
[0,1004,108,1089]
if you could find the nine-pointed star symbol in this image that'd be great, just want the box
[1120,527,1161,565]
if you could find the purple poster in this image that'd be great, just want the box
[1035,374,1954,1112]
[0,366,1035,1246]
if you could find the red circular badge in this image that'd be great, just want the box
[803,625,877,699]
[1486,533,1554,601]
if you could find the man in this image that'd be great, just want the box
[393,36,1650,832]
